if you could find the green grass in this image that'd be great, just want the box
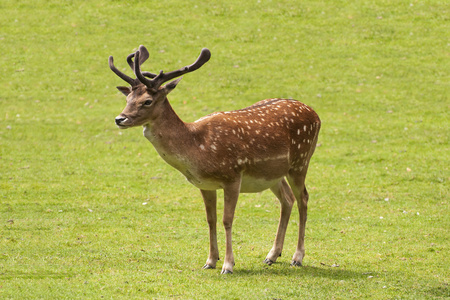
[1,0,449,298]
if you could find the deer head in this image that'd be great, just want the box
[109,45,211,129]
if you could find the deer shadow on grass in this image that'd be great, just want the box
[233,263,371,280]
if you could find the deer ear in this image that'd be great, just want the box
[163,77,182,95]
[117,86,131,96]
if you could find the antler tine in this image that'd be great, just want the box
[150,48,211,89]
[186,48,212,72]
[138,45,157,78]
[134,50,156,89]
[109,55,136,86]
[126,53,136,71]
[126,45,151,71]
[128,54,158,78]
[142,71,157,79]
[138,45,150,64]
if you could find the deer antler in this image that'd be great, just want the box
[109,55,137,86]
[109,45,155,86]
[110,45,211,90]
[134,46,211,91]
[126,46,151,72]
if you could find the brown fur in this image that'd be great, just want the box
[111,47,321,274]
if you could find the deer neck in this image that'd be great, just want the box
[142,99,193,170]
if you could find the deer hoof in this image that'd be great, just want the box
[264,258,274,266]
[290,260,303,267]
[202,264,215,270]
[221,269,233,274]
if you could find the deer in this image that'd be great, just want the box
[109,45,321,274]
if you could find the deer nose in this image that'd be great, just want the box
[115,117,127,125]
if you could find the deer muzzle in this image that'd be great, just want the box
[115,116,130,128]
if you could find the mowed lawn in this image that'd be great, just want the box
[0,0,448,299]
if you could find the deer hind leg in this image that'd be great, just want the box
[200,189,219,269]
[287,172,308,267]
[221,180,241,274]
[264,179,296,265]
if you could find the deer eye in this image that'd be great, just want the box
[144,100,153,106]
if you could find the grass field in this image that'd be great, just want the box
[1,0,449,298]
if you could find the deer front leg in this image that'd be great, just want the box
[221,180,241,274]
[200,189,219,269]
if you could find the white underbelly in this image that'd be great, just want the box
[184,171,281,193]
[187,178,223,190]
[240,175,281,193]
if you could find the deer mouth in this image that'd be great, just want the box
[115,116,133,129]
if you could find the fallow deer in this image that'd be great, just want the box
[109,45,321,274]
